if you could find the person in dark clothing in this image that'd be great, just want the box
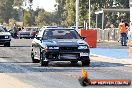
[12,24,18,38]
[118,19,128,46]
[18,27,21,31]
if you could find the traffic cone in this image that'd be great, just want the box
[81,67,85,77]
[85,71,88,78]
[79,67,90,86]
[81,67,88,78]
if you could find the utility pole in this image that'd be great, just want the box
[29,3,32,26]
[130,0,132,31]
[89,0,90,29]
[76,0,79,31]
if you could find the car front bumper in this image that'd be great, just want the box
[42,49,90,61]
[18,35,33,38]
[0,39,11,44]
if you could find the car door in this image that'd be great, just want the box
[32,29,44,60]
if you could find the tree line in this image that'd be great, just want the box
[0,0,129,28]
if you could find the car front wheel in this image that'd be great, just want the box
[40,52,49,66]
[4,42,10,47]
[70,61,78,64]
[31,52,39,63]
[82,59,90,67]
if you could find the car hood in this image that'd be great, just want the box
[19,31,30,34]
[0,32,11,36]
[41,39,88,47]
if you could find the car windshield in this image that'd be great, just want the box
[26,28,31,31]
[0,26,6,32]
[43,29,81,39]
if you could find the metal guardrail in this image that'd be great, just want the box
[24,27,120,41]
[96,28,119,41]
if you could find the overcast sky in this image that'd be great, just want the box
[32,0,56,12]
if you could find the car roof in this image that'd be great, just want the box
[0,25,6,29]
[42,27,75,30]
[38,28,76,36]
[42,26,58,28]
[0,25,4,27]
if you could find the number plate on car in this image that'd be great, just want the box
[80,53,89,56]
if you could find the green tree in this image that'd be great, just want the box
[62,0,129,28]
[54,0,66,26]
[24,10,31,26]
[0,0,14,23]
[65,0,76,26]
[79,0,89,26]
[29,0,33,3]
[13,0,23,7]
[35,9,54,26]
[89,0,130,28]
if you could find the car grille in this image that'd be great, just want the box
[19,32,30,35]
[20,33,30,35]
[60,54,78,59]
[59,47,78,51]
[0,35,5,39]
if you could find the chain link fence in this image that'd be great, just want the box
[96,28,120,41]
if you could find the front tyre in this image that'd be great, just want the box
[82,59,90,67]
[40,52,49,66]
[31,52,39,63]
[70,61,78,64]
[4,42,10,47]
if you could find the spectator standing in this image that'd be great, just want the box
[118,19,128,46]
[18,27,21,31]
[12,24,18,38]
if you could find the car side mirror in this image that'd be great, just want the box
[35,34,37,38]
[36,37,42,40]
[81,36,86,40]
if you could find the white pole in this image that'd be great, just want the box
[89,0,90,29]
[130,0,132,32]
[96,14,98,28]
[84,20,85,29]
[102,12,104,30]
[76,0,79,31]
[86,23,88,30]
[102,12,104,41]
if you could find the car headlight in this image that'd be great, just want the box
[48,47,59,49]
[78,46,88,49]
[5,36,9,39]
